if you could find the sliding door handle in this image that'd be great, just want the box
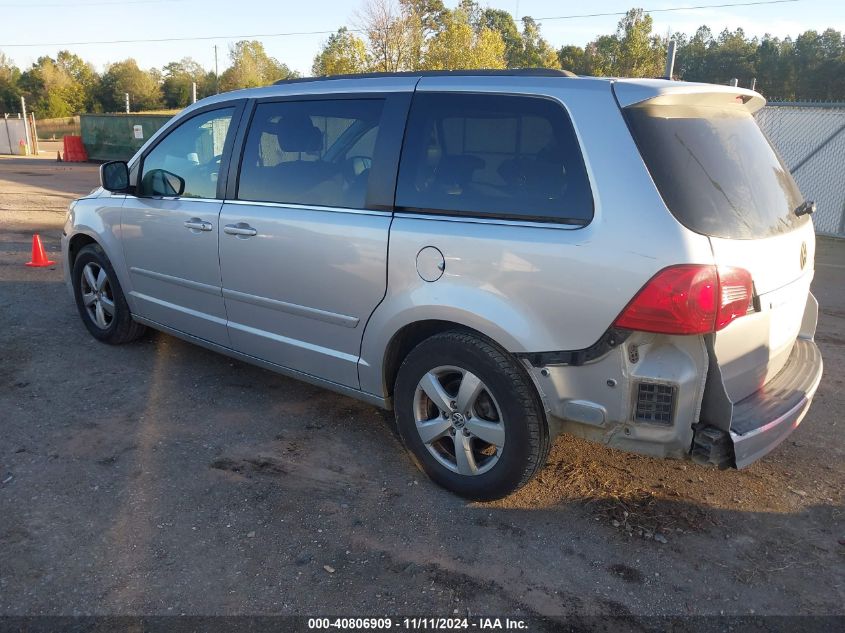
[223,223,258,237]
[184,218,213,231]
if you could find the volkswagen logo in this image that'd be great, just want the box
[800,242,807,270]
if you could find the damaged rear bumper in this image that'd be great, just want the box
[523,327,822,469]
[726,337,822,468]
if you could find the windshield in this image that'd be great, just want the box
[625,104,808,239]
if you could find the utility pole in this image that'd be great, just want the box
[664,40,677,80]
[214,45,219,94]
[191,81,197,104]
[125,92,130,113]
[30,112,39,155]
[20,96,32,155]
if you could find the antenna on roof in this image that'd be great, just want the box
[664,40,677,80]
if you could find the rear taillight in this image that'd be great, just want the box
[613,265,752,335]
[715,266,753,330]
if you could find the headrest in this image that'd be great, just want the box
[271,113,323,153]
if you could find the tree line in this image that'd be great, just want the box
[1,1,843,118]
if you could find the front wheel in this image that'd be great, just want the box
[394,331,550,500]
[72,243,146,344]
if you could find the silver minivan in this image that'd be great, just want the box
[62,70,823,500]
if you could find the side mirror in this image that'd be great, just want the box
[100,161,130,192]
[141,169,186,197]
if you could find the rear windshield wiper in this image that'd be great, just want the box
[794,200,816,217]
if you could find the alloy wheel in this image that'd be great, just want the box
[412,365,506,476]
[79,262,115,330]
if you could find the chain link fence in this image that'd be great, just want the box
[756,103,845,237]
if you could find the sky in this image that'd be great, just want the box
[1,0,844,75]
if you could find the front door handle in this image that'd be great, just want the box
[184,218,213,232]
[223,223,258,237]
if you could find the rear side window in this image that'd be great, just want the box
[625,105,807,239]
[396,93,593,224]
[237,99,385,209]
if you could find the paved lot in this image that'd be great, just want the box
[0,156,843,620]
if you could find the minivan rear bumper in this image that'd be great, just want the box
[728,337,823,468]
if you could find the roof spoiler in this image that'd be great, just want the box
[613,79,766,114]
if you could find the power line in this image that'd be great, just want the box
[536,0,800,21]
[0,0,803,47]
[0,29,346,47]
[0,0,189,7]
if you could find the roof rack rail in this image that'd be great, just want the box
[274,68,576,85]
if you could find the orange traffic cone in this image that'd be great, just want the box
[25,234,56,267]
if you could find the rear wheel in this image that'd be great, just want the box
[394,331,550,500]
[72,244,146,344]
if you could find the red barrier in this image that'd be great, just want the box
[62,136,88,162]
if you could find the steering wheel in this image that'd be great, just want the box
[342,155,372,187]
[346,155,372,177]
[195,153,223,179]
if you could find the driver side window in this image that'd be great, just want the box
[139,107,234,199]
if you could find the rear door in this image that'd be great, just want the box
[623,92,815,402]
[218,92,411,388]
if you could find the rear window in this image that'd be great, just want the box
[625,104,807,239]
[396,92,593,224]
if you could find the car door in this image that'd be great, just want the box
[122,103,244,346]
[218,91,411,388]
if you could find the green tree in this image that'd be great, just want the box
[0,51,21,114]
[675,26,713,81]
[557,45,587,74]
[580,9,663,77]
[705,28,758,86]
[399,0,448,68]
[56,51,98,111]
[754,35,793,98]
[312,28,370,76]
[162,57,213,108]
[421,8,506,70]
[582,35,618,76]
[20,55,87,117]
[478,8,521,67]
[510,17,560,69]
[614,9,664,77]
[96,59,162,112]
[791,29,844,99]
[219,40,298,91]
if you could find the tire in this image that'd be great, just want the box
[72,243,146,344]
[394,330,550,501]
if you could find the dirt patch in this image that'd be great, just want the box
[210,455,289,476]
[607,563,645,584]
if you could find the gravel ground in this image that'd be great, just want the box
[0,156,843,620]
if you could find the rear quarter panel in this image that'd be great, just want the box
[359,77,715,397]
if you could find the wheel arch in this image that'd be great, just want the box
[67,232,100,270]
[376,316,534,405]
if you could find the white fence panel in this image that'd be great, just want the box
[0,117,28,155]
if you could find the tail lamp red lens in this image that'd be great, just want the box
[613,265,753,335]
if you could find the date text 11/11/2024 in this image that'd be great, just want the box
[307,617,529,630]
